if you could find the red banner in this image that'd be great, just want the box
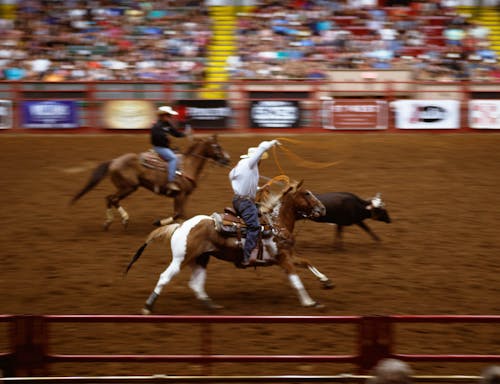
[322,99,388,130]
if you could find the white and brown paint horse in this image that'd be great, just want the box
[70,135,230,230]
[125,180,333,313]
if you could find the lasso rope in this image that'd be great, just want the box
[261,174,291,190]
[271,137,342,173]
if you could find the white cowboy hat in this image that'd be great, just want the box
[157,106,178,115]
[240,147,269,160]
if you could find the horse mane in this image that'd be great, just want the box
[183,137,203,155]
[258,175,298,214]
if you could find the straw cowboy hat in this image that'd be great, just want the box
[157,105,178,115]
[240,147,269,160]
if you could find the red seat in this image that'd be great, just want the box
[417,16,451,26]
[331,16,357,26]
[400,46,425,57]
[346,26,371,36]
[425,36,446,46]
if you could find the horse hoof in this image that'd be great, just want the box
[201,298,223,310]
[322,280,335,290]
[103,222,111,231]
[141,306,153,315]
[304,301,325,309]
[153,220,161,227]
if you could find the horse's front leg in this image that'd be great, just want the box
[279,251,321,308]
[293,256,335,289]
[154,194,187,227]
[105,189,134,230]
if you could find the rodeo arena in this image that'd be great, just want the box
[1,0,500,383]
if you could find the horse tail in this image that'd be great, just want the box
[124,223,181,275]
[70,161,111,205]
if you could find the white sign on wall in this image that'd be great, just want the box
[469,100,500,129]
[392,100,460,129]
[0,100,12,129]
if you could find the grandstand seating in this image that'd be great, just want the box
[459,5,500,57]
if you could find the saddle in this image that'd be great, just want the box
[211,207,273,239]
[139,149,183,172]
[211,208,279,268]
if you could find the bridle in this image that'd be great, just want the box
[296,189,324,219]
[297,190,318,219]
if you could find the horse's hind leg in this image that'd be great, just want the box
[103,188,136,230]
[188,256,223,310]
[142,258,182,315]
[104,198,115,231]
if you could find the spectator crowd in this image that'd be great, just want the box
[0,0,498,82]
[228,0,499,81]
[0,0,209,81]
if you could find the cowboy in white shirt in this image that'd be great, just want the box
[229,139,280,267]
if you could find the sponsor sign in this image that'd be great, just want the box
[322,99,388,130]
[392,100,460,129]
[250,100,301,128]
[0,100,12,129]
[21,100,79,128]
[469,100,500,129]
[103,100,156,129]
[177,99,230,129]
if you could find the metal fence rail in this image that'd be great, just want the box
[1,315,499,378]
[0,375,485,384]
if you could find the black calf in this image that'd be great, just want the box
[310,192,391,245]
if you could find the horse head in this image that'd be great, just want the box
[287,180,326,219]
[202,134,231,166]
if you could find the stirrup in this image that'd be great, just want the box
[167,182,180,192]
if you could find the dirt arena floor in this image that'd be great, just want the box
[0,132,499,378]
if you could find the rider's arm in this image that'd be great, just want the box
[247,140,279,169]
[169,126,186,138]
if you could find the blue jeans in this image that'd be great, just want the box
[232,196,260,259]
[154,146,177,182]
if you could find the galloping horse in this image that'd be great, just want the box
[71,135,230,229]
[125,179,333,314]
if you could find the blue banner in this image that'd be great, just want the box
[21,101,79,128]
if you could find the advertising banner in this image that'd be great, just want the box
[21,100,79,129]
[392,100,460,129]
[177,99,230,129]
[0,100,12,129]
[250,100,301,128]
[322,99,388,130]
[103,100,155,129]
[469,100,500,129]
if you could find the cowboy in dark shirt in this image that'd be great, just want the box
[151,106,186,194]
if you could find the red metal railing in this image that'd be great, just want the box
[1,314,499,378]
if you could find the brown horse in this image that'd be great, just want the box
[70,134,230,230]
[125,179,333,313]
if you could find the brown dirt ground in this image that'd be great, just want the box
[0,133,499,378]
